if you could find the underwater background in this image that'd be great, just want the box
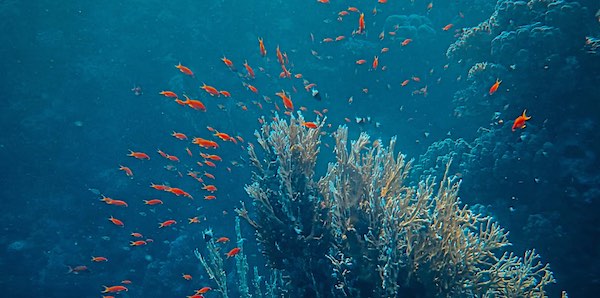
[1,0,599,297]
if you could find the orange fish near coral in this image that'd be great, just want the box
[512,110,531,131]
[226,247,241,258]
[276,90,294,111]
[489,78,502,95]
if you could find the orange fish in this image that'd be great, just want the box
[167,155,180,162]
[196,287,212,294]
[128,150,150,160]
[204,160,216,167]
[130,232,143,238]
[258,37,267,57]
[202,184,217,193]
[335,35,345,41]
[175,62,194,77]
[302,122,318,129]
[101,286,128,293]
[121,280,132,284]
[243,60,255,79]
[381,47,389,53]
[357,13,365,34]
[221,56,234,68]
[216,237,230,243]
[219,90,231,97]
[159,220,177,228]
[204,195,216,200]
[188,217,200,224]
[322,37,333,43]
[317,0,329,3]
[401,38,413,46]
[130,240,147,246]
[226,247,241,258]
[193,138,219,149]
[378,0,387,3]
[356,59,367,65]
[91,256,108,262]
[442,23,454,31]
[150,183,169,191]
[372,56,379,70]
[119,165,133,177]
[172,131,188,140]
[185,99,206,112]
[144,198,164,205]
[512,110,531,131]
[276,45,284,65]
[276,90,294,110]
[489,78,502,95]
[182,274,193,280]
[159,91,178,98]
[108,216,124,227]
[204,172,216,179]
[200,83,220,97]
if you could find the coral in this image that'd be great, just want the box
[447,0,591,117]
[238,115,555,297]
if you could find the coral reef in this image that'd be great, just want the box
[234,114,555,297]
[447,0,591,117]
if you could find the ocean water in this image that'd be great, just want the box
[1,0,599,297]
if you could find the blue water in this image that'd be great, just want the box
[1,0,599,297]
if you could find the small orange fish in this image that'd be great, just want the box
[302,122,318,129]
[91,256,108,262]
[182,274,192,280]
[317,0,329,3]
[188,217,200,224]
[335,35,345,41]
[119,165,133,177]
[108,216,124,227]
[356,59,367,65]
[202,184,217,193]
[243,60,255,79]
[221,56,234,68]
[128,150,150,160]
[442,24,454,31]
[175,62,194,77]
[143,199,163,205]
[171,131,188,140]
[204,195,216,200]
[216,237,230,243]
[322,37,333,43]
[159,91,178,98]
[196,287,212,294]
[101,285,128,293]
[401,38,413,46]
[200,83,220,97]
[130,232,143,238]
[219,90,231,97]
[159,220,177,228]
[121,280,132,284]
[512,110,531,131]
[489,78,502,95]
[276,90,294,110]
[226,247,241,258]
[381,47,389,53]
[258,37,267,57]
[130,240,147,246]
[357,13,365,34]
[378,0,387,3]
[372,56,379,70]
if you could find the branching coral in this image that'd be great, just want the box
[239,115,555,297]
